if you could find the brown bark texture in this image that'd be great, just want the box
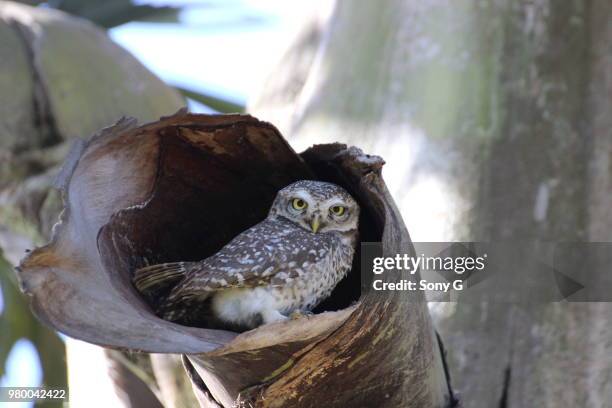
[16,110,452,407]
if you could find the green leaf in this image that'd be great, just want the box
[175,86,245,113]
[13,0,180,28]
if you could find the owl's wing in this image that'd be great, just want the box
[166,219,332,302]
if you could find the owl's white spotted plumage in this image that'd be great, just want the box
[133,180,359,329]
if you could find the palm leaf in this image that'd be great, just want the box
[175,86,245,113]
[14,0,179,28]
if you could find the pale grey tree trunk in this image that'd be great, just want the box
[0,2,187,406]
[252,0,612,406]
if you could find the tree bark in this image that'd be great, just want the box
[16,111,453,407]
[189,144,453,408]
[252,0,612,406]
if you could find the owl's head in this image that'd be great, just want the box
[269,180,360,234]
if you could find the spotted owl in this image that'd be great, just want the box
[133,180,360,329]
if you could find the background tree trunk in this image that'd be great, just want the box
[252,0,612,406]
[0,2,186,406]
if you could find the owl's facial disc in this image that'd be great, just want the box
[269,181,360,234]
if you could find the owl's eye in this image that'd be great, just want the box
[330,205,346,217]
[291,198,308,211]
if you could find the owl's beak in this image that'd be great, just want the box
[310,216,321,233]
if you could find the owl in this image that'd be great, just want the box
[133,180,360,329]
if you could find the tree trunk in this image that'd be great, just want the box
[188,144,453,408]
[252,0,612,406]
[0,2,185,406]
[16,111,453,407]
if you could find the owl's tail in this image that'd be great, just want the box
[132,262,194,295]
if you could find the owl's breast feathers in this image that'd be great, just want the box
[133,217,356,323]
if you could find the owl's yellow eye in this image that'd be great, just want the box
[330,205,346,216]
[291,198,307,210]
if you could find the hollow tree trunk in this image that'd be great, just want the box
[16,112,453,407]
[186,144,453,408]
[251,0,612,406]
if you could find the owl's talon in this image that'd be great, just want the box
[290,310,313,320]
[262,309,289,324]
